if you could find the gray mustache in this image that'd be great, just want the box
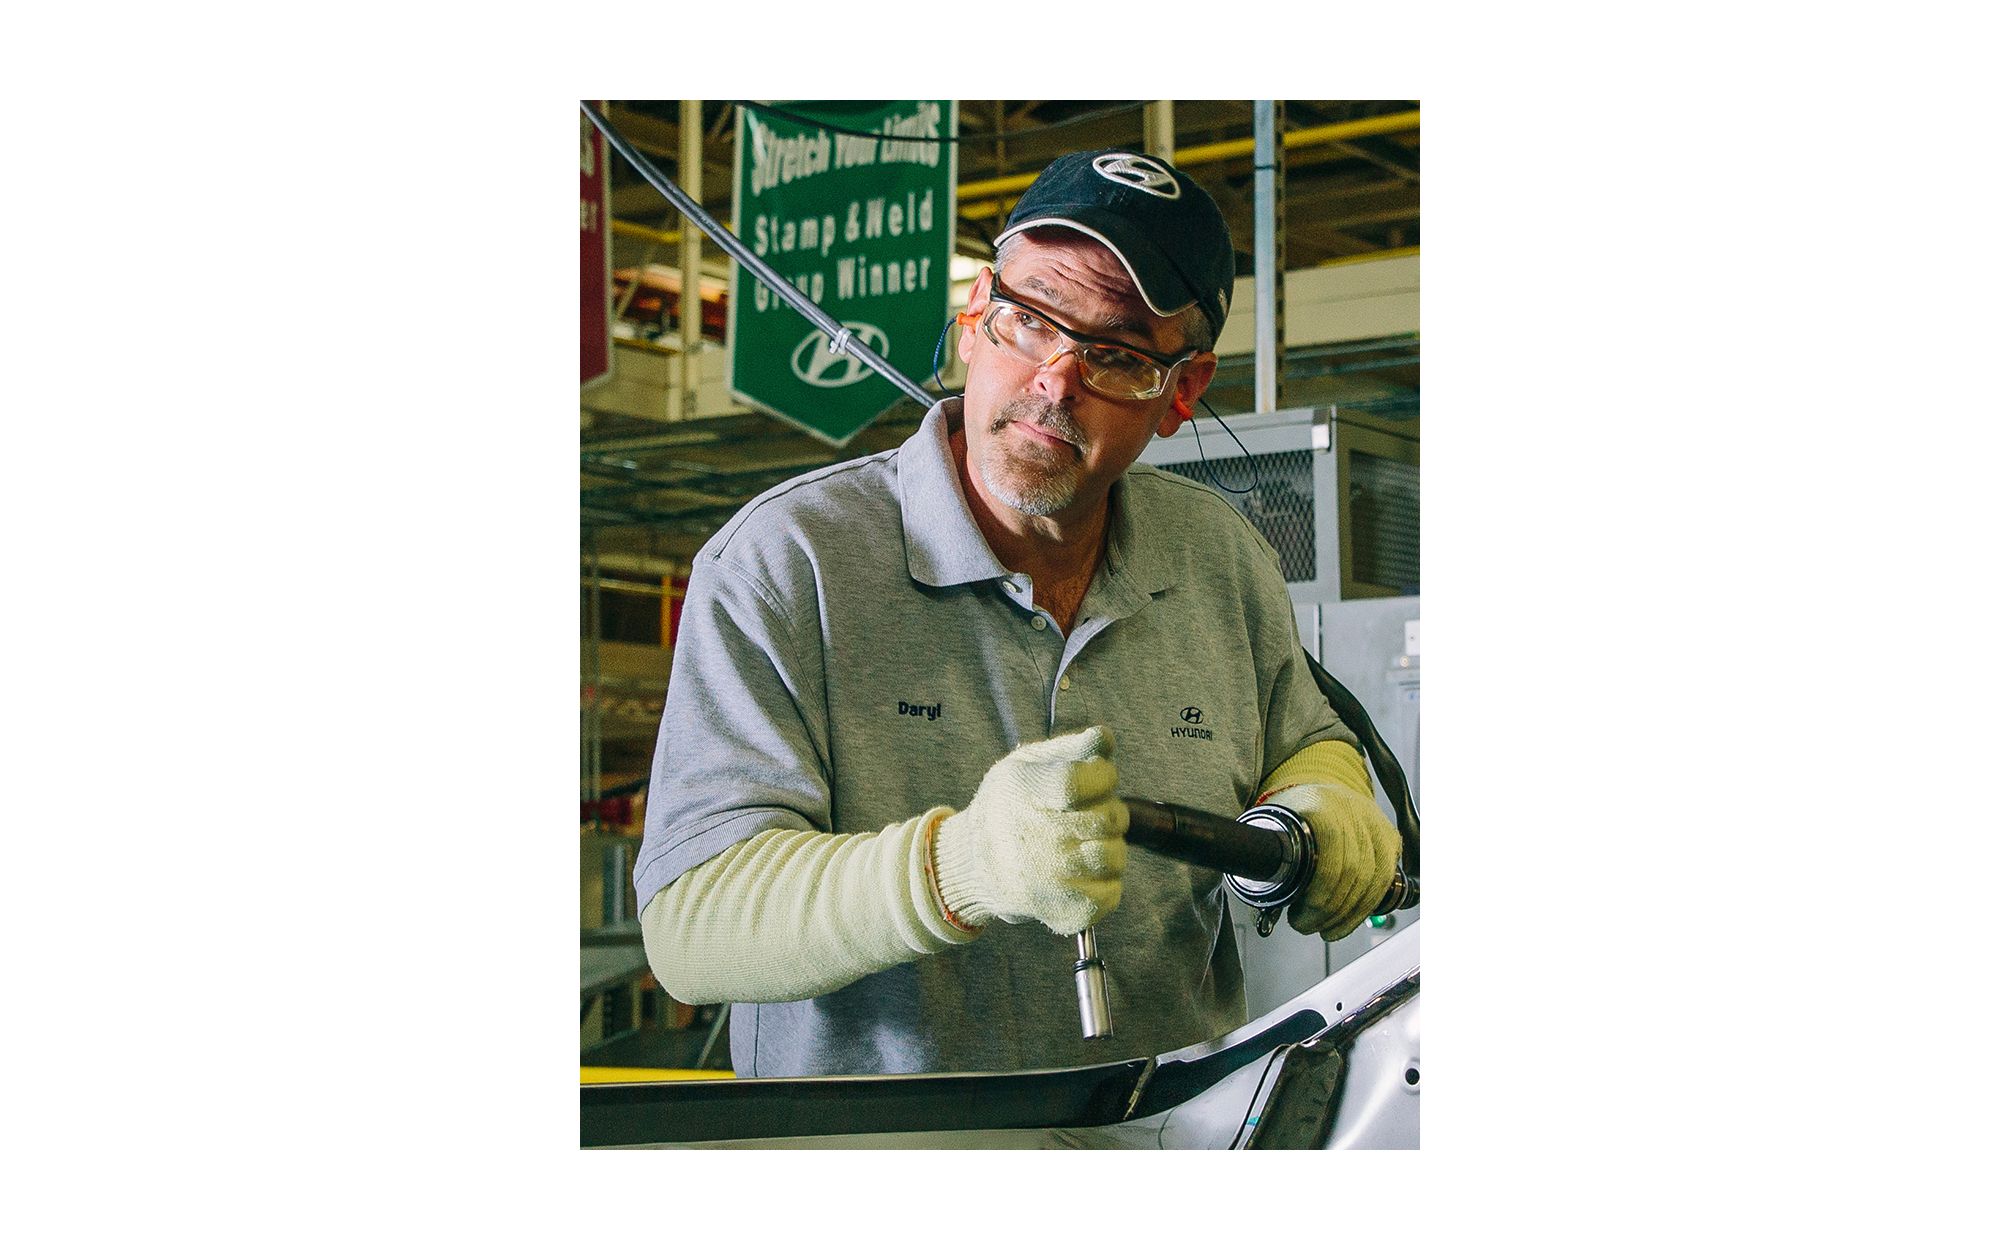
[993,400,1086,450]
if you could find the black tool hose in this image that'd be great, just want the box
[1125,799,1290,881]
[579,102,936,411]
[1126,795,1412,919]
[1304,651,1420,880]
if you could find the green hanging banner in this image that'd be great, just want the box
[726,101,957,446]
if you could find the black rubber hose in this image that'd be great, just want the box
[1304,650,1420,879]
[1125,799,1289,880]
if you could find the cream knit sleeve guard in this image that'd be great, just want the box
[639,808,981,1005]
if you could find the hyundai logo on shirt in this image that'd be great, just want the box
[1173,706,1213,741]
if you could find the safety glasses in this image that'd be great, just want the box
[976,279,1198,401]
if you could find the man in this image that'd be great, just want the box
[634,149,1400,1078]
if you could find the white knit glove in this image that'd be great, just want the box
[931,726,1129,935]
[1271,782,1401,940]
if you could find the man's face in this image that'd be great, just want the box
[955,231,1216,523]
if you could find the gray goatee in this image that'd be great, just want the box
[980,397,1088,517]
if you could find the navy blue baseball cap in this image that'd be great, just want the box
[995,149,1235,340]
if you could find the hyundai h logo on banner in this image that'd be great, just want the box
[790,323,889,388]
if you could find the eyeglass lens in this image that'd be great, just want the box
[984,302,1167,400]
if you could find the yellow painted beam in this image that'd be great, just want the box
[580,1066,734,1084]
[956,109,1421,206]
[956,169,1041,202]
[1174,108,1421,168]
[614,218,740,247]
[1319,245,1420,268]
[613,219,681,247]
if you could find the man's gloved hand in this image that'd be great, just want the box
[930,726,1129,935]
[1268,781,1401,940]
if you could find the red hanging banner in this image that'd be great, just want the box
[580,105,612,388]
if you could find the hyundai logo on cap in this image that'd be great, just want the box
[1091,153,1181,199]
[998,148,1235,338]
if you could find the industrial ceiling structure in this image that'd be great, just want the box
[580,100,1420,565]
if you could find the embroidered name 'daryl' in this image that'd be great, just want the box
[897,700,942,722]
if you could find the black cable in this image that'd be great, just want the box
[1305,651,1420,881]
[1186,398,1261,495]
[930,317,959,398]
[731,100,1147,145]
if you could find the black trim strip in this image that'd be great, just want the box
[582,1061,1149,1148]
[1127,1009,1326,1120]
[580,1009,1329,1148]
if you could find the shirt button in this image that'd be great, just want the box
[1031,616,1048,630]
[1059,675,1072,691]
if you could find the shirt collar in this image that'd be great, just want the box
[1090,471,1177,612]
[897,399,1011,588]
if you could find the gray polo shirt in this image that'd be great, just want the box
[635,399,1352,1077]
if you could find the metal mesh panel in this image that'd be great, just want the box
[1163,449,1317,582]
[1349,451,1419,592]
